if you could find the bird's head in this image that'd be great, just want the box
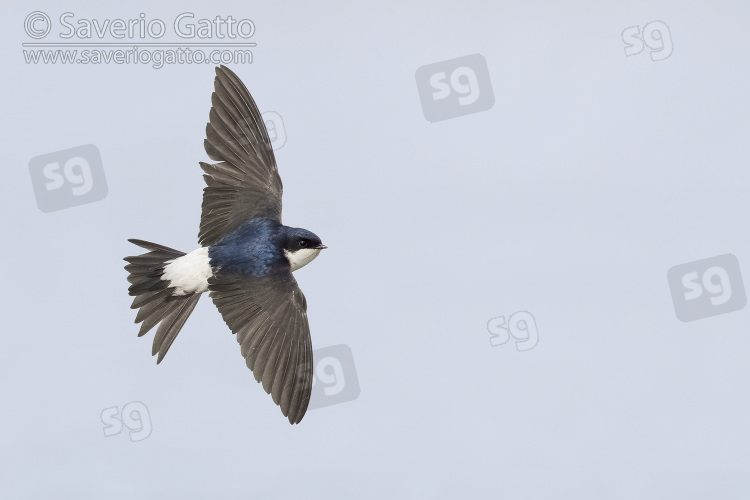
[282,227,326,272]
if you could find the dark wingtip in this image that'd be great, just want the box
[215,65,240,84]
[288,406,307,425]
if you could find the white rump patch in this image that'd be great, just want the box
[284,248,322,272]
[162,247,212,296]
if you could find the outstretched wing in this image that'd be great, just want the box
[199,65,283,246]
[208,271,313,424]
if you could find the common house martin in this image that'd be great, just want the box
[124,65,326,424]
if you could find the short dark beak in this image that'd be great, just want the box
[315,244,328,250]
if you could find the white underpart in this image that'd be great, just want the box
[284,248,322,272]
[162,247,212,296]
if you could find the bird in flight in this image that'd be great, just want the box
[124,65,326,424]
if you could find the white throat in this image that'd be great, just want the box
[284,248,322,272]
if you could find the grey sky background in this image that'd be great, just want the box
[2,1,750,498]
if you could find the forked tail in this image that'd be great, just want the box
[124,239,201,363]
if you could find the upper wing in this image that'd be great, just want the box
[199,65,283,246]
[208,271,313,424]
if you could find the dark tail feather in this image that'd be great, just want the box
[124,239,201,363]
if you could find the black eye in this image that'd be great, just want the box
[299,240,308,248]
